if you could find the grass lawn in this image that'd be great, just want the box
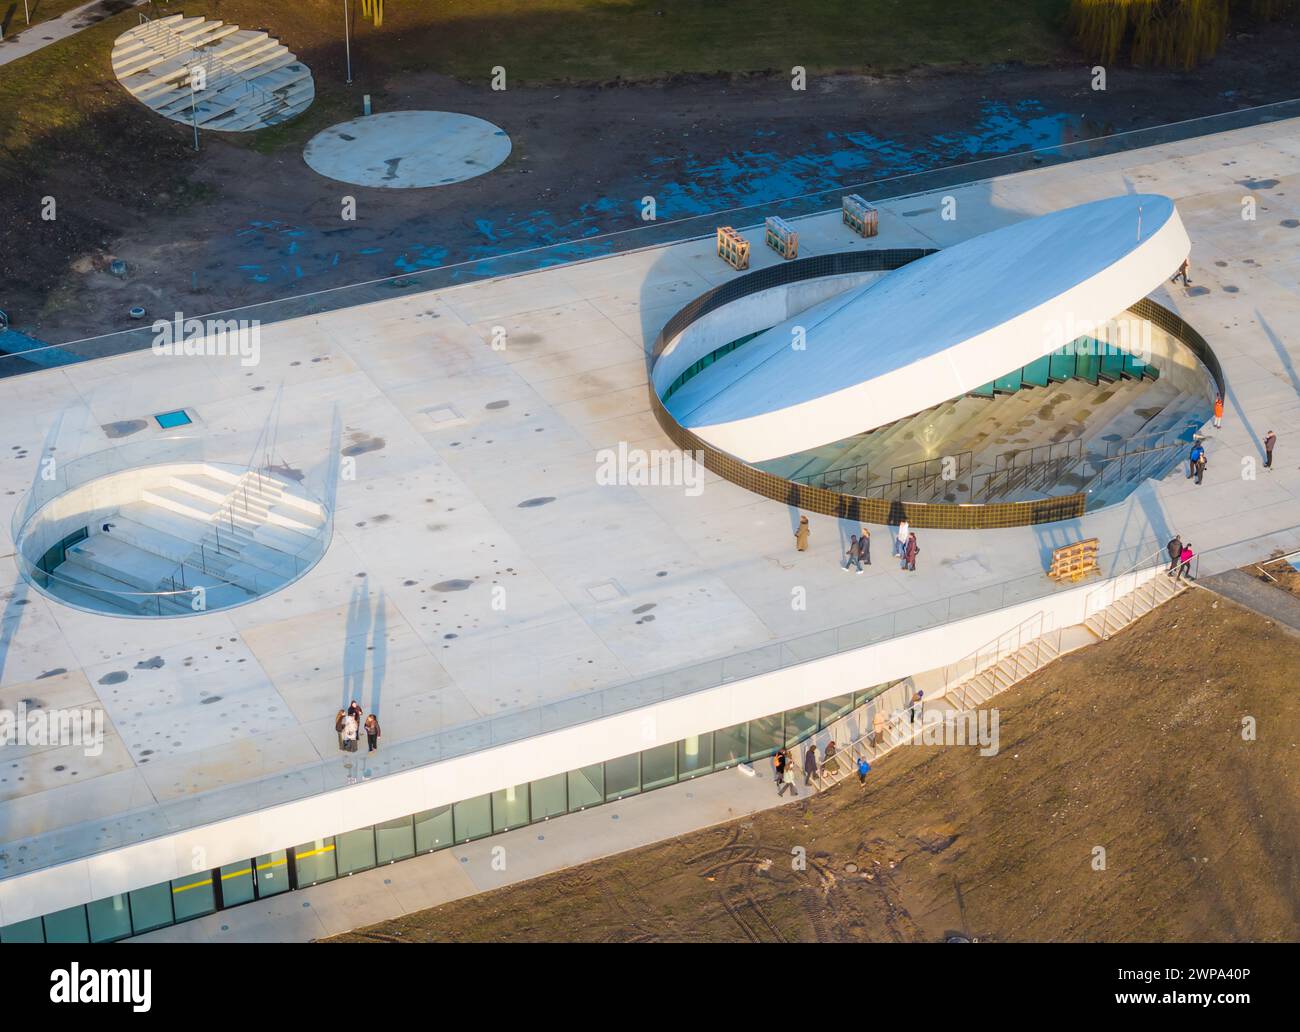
[0,0,91,39]
[0,0,1074,162]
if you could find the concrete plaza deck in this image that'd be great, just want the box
[2,115,1299,888]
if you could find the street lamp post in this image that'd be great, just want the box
[343,0,353,85]
[189,74,200,152]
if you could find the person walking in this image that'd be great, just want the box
[1175,543,1195,582]
[903,531,919,572]
[1188,441,1207,485]
[1166,535,1183,575]
[778,762,799,797]
[859,526,872,566]
[1213,393,1224,429]
[894,519,910,558]
[795,515,810,552]
[773,748,787,788]
[1171,258,1191,287]
[843,534,863,573]
[364,713,381,753]
[856,756,871,786]
[908,689,924,725]
[871,709,888,749]
[823,740,837,764]
[803,743,818,786]
[1264,430,1277,470]
[342,712,359,753]
[334,709,347,751]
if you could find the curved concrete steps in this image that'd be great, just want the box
[112,15,314,132]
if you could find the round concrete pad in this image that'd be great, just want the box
[303,110,512,188]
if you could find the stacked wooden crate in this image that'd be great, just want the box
[764,216,798,260]
[842,194,879,237]
[716,226,750,271]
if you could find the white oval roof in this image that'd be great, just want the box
[664,194,1190,463]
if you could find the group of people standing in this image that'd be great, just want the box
[795,518,920,573]
[335,700,381,754]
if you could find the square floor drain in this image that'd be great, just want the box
[585,579,626,603]
[418,403,465,431]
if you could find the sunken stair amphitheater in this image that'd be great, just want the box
[17,462,329,617]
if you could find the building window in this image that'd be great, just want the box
[604,753,640,800]
[678,733,713,777]
[641,742,678,790]
[171,873,217,922]
[492,784,530,832]
[568,765,603,810]
[292,838,338,887]
[414,807,454,852]
[375,815,416,864]
[530,772,568,820]
[453,795,492,843]
[86,895,132,943]
[336,828,378,876]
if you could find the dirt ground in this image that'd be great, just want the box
[1258,556,1300,599]
[2,2,1299,344]
[328,587,1300,943]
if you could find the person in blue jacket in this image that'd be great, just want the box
[1188,441,1207,485]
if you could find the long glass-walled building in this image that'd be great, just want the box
[0,679,903,942]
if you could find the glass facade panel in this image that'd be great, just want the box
[220,860,256,906]
[492,784,530,832]
[453,794,492,843]
[254,850,291,897]
[748,712,783,759]
[568,765,603,810]
[993,370,1022,393]
[604,753,640,800]
[1049,346,1076,382]
[87,895,132,943]
[376,815,416,864]
[641,742,677,790]
[856,680,895,709]
[1077,342,1100,384]
[414,806,454,852]
[785,703,819,746]
[1022,354,1051,387]
[713,722,748,768]
[678,733,713,777]
[530,772,568,819]
[292,838,337,886]
[0,917,44,943]
[336,828,377,875]
[128,882,174,934]
[819,694,854,728]
[171,873,216,922]
[43,906,90,944]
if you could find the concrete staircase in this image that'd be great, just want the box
[111,15,314,131]
[769,365,1187,506]
[1083,568,1187,641]
[43,463,326,617]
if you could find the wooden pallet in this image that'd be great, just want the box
[764,215,798,260]
[842,194,879,238]
[1047,538,1100,582]
[716,226,750,270]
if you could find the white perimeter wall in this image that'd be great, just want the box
[0,564,1159,924]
